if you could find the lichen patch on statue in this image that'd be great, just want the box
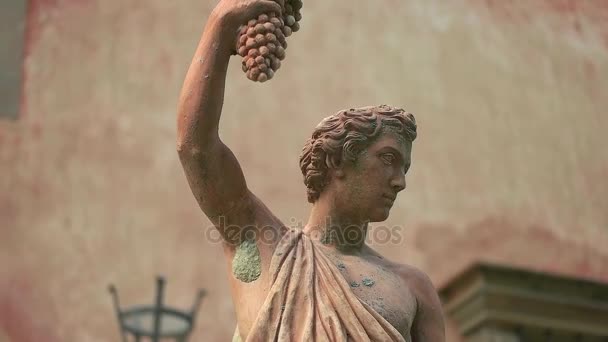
[232,239,262,283]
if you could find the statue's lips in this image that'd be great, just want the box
[382,194,396,204]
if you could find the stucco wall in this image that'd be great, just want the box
[1,0,607,340]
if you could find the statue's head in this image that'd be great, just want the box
[299,105,417,222]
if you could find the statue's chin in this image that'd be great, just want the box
[369,208,391,223]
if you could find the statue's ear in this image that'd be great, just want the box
[326,164,346,181]
[333,168,346,179]
[326,153,345,179]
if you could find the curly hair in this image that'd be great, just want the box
[299,105,417,203]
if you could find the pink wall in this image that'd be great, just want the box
[1,0,607,340]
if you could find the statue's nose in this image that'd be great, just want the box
[391,173,406,193]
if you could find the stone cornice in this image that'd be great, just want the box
[439,262,608,337]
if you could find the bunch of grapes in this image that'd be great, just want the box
[282,0,303,35]
[236,0,303,82]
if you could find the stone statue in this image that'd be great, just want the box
[176,0,445,340]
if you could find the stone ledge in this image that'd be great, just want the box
[439,262,608,339]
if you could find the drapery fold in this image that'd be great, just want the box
[243,229,405,341]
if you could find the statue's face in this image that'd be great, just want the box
[335,131,412,223]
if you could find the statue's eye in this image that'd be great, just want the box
[381,153,396,165]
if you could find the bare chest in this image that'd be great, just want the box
[226,240,418,339]
[321,250,417,336]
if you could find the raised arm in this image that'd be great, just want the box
[176,0,282,243]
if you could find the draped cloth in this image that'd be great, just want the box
[240,229,405,341]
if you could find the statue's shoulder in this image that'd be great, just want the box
[392,263,438,306]
[394,263,432,282]
[362,245,436,296]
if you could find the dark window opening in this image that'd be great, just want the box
[0,0,27,120]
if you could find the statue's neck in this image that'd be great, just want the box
[303,199,369,253]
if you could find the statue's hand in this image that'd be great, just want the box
[211,0,284,49]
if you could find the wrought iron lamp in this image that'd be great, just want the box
[109,276,206,342]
